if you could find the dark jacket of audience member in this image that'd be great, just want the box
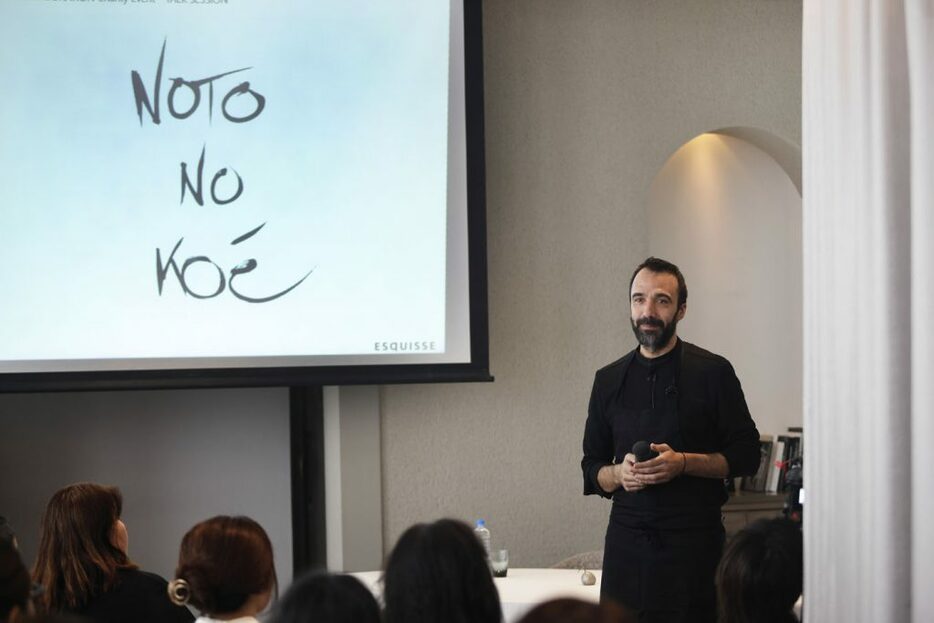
[31,483,193,623]
[517,597,635,623]
[270,572,379,623]
[1,539,31,622]
[716,518,803,623]
[383,518,502,623]
[169,515,276,621]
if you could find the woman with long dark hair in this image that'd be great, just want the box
[167,516,276,623]
[32,483,192,623]
[383,518,501,623]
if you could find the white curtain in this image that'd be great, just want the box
[803,1,933,622]
[907,3,934,622]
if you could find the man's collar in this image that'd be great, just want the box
[636,337,682,365]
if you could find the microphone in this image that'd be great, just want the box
[632,440,659,462]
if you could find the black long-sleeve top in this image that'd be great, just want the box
[581,340,761,522]
[73,569,194,623]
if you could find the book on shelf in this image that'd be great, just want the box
[776,431,802,492]
[787,426,804,457]
[765,439,785,493]
[742,436,773,493]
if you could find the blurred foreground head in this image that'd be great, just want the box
[517,597,635,623]
[270,572,379,623]
[716,517,803,623]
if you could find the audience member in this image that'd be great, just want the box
[270,572,379,623]
[716,518,803,623]
[517,598,635,623]
[383,518,501,623]
[31,483,192,623]
[168,516,276,623]
[17,616,90,623]
[0,518,16,550]
[1,540,31,622]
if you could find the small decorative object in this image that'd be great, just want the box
[580,568,596,586]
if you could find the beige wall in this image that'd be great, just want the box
[650,133,802,439]
[381,0,802,567]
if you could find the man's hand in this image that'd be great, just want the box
[631,443,686,486]
[597,453,645,493]
[618,453,645,492]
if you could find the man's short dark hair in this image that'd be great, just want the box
[629,257,688,309]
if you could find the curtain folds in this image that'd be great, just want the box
[803,1,931,621]
[907,3,934,623]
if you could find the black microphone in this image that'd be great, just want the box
[632,440,659,462]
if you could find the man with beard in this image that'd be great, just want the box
[581,257,761,623]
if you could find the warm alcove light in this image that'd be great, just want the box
[648,130,803,437]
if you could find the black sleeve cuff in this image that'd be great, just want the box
[583,461,613,498]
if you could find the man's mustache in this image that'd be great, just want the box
[636,317,664,328]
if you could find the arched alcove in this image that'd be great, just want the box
[648,131,802,438]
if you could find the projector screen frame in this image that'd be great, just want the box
[0,0,491,393]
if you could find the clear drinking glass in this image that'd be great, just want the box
[491,548,509,577]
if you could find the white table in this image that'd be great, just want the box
[352,568,602,623]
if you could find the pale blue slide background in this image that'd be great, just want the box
[0,0,453,366]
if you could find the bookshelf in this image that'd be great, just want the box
[722,491,785,538]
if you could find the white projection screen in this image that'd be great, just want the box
[0,0,489,391]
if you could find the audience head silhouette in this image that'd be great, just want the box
[383,518,502,623]
[32,483,137,613]
[9,616,90,623]
[517,597,635,623]
[0,517,16,550]
[170,515,276,620]
[1,539,32,622]
[716,517,803,623]
[270,571,379,623]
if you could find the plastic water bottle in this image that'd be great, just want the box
[474,519,491,560]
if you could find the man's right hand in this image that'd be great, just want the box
[598,453,646,493]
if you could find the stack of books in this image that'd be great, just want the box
[741,427,803,493]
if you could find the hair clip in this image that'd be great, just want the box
[167,578,191,606]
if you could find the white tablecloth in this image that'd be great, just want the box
[351,568,602,623]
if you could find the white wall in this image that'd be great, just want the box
[323,386,383,572]
[0,389,293,585]
[649,132,803,438]
[380,0,802,567]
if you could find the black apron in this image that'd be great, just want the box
[600,366,725,623]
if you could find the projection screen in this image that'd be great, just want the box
[0,0,489,391]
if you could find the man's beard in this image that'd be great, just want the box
[630,315,678,353]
